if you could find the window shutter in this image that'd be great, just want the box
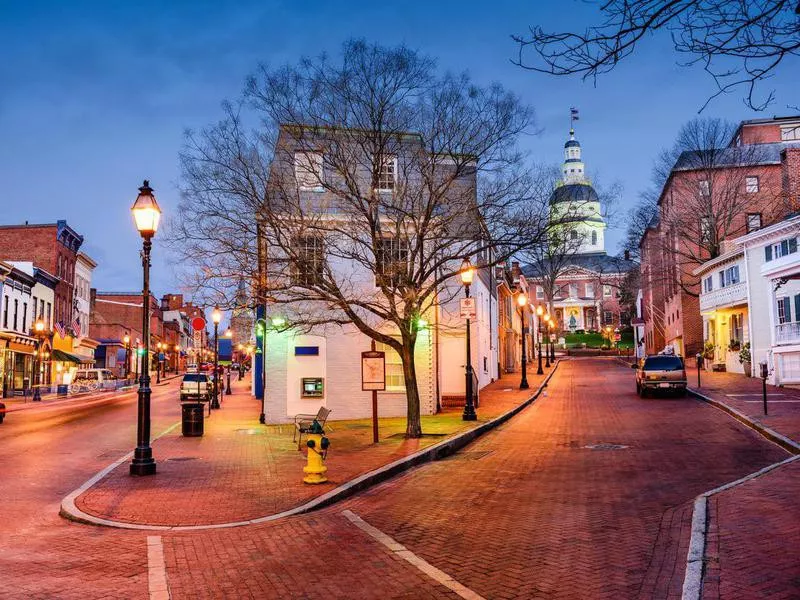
[782,240,789,255]
[790,238,798,254]
[785,297,792,323]
[795,295,800,323]
[766,245,772,261]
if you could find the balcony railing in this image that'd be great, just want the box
[775,322,800,345]
[699,282,747,312]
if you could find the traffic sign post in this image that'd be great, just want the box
[362,342,386,444]
[460,297,477,320]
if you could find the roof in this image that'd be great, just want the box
[737,115,800,127]
[522,252,635,278]
[549,183,599,206]
[672,143,786,172]
[564,139,580,148]
[692,247,744,276]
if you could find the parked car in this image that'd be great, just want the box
[73,368,118,390]
[186,363,198,373]
[180,373,211,401]
[198,363,213,373]
[633,355,687,397]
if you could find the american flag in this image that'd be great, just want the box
[54,321,67,338]
[72,316,81,335]
[570,107,579,121]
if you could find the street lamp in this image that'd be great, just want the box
[255,317,268,423]
[156,342,163,384]
[123,334,130,380]
[174,344,180,373]
[535,305,544,375]
[543,314,551,368]
[224,328,233,395]
[32,318,46,401]
[211,306,222,409]
[129,179,160,477]
[460,257,477,421]
[549,315,556,362]
[517,293,529,390]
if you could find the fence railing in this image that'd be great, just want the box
[775,322,800,345]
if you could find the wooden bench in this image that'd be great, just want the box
[293,407,332,450]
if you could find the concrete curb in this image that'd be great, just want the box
[688,388,800,455]
[680,454,800,600]
[60,361,563,532]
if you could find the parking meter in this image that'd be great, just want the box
[759,360,769,415]
[695,353,703,387]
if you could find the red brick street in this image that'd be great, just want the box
[2,358,797,599]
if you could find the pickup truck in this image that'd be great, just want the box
[180,373,211,402]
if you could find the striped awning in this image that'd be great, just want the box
[51,349,85,364]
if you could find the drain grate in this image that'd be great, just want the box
[583,443,629,451]
[448,450,494,461]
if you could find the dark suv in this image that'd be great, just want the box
[634,355,687,397]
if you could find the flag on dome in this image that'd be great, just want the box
[570,107,579,120]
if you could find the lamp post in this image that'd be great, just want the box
[255,317,268,423]
[123,334,130,380]
[535,305,544,375]
[211,306,221,409]
[174,344,180,373]
[225,328,233,395]
[155,342,162,384]
[543,314,551,368]
[460,257,477,421]
[129,179,160,477]
[517,293,529,389]
[32,319,46,401]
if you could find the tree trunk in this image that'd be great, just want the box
[400,337,422,438]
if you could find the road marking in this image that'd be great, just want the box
[342,509,486,600]
[147,536,170,599]
[740,400,800,403]
[726,393,784,397]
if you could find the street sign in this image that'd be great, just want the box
[361,350,386,391]
[192,317,206,331]
[193,330,202,351]
[460,297,477,319]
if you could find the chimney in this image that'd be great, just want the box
[511,261,520,277]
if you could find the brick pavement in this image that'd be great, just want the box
[74,365,555,527]
[152,357,784,599]
[686,365,800,444]
[677,366,800,600]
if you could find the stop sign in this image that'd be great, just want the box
[192,317,207,331]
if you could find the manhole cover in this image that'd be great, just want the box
[235,428,266,435]
[583,443,629,451]
[167,457,199,462]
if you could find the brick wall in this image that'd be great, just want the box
[783,147,800,211]
[91,293,163,344]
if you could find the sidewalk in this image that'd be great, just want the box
[69,364,557,528]
[681,367,800,599]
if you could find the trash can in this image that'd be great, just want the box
[57,384,69,396]
[181,402,205,437]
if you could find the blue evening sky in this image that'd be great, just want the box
[2,0,798,301]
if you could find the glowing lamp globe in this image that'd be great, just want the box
[517,293,527,307]
[131,180,161,237]
[212,306,222,325]
[460,257,474,285]
[536,305,544,316]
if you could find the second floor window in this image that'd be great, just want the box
[536,286,544,300]
[2,295,7,328]
[718,265,740,288]
[702,276,713,293]
[746,213,762,233]
[376,237,409,287]
[778,296,791,324]
[585,283,594,297]
[377,155,396,191]
[745,176,759,193]
[765,237,798,262]
[699,179,710,196]
[291,235,325,286]
[294,152,323,190]
[603,285,612,297]
[568,283,577,298]
[13,299,18,331]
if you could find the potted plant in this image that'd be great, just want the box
[728,339,741,352]
[703,340,715,361]
[739,342,752,377]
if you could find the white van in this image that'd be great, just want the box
[73,368,118,390]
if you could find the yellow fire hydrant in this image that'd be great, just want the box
[303,420,330,484]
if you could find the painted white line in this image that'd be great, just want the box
[726,393,785,397]
[740,400,800,403]
[147,536,170,600]
[342,510,486,600]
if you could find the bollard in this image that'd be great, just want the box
[760,360,769,415]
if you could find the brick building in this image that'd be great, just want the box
[641,116,800,357]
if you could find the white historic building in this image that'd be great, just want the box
[73,252,98,363]
[736,214,800,385]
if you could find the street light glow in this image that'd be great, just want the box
[131,180,161,237]
[212,306,222,325]
[460,257,474,285]
[517,293,527,307]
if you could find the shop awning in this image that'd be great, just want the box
[51,349,85,364]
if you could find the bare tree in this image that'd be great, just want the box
[622,193,659,263]
[646,117,783,295]
[513,0,800,111]
[170,40,549,437]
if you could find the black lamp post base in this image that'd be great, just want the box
[462,406,477,421]
[211,399,220,409]
[32,387,42,401]
[520,380,530,390]
[259,413,266,424]
[130,450,156,476]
